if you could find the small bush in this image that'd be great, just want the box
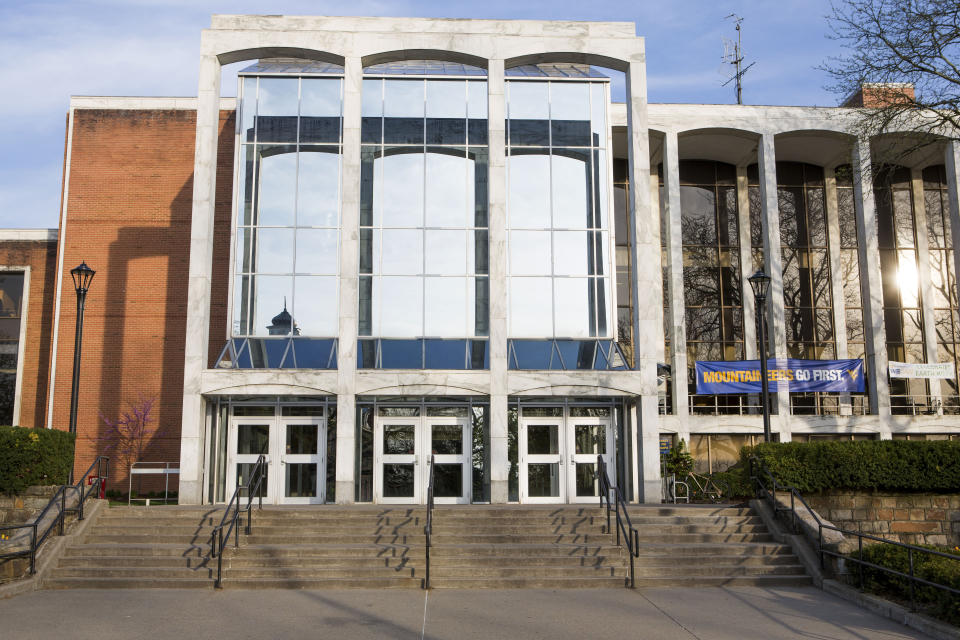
[741,440,960,493]
[0,426,75,495]
[850,543,960,624]
[710,466,754,499]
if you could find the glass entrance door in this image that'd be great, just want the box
[568,416,613,503]
[425,417,471,505]
[280,419,325,504]
[519,418,565,503]
[227,418,271,502]
[375,419,420,504]
[373,413,472,504]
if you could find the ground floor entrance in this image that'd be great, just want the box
[206,396,628,506]
[518,407,614,503]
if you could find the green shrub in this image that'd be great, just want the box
[662,439,694,477]
[0,426,75,495]
[710,465,754,499]
[741,440,960,493]
[850,543,960,624]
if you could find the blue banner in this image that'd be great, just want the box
[695,358,865,394]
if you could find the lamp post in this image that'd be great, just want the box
[68,262,95,437]
[748,270,772,443]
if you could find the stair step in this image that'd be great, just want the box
[44,577,213,589]
[630,575,813,588]
[221,577,422,589]
[428,577,627,589]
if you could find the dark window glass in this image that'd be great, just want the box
[380,339,423,369]
[424,340,467,369]
[511,340,553,369]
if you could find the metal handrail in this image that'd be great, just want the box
[748,456,960,611]
[423,453,436,590]
[596,455,639,588]
[0,456,108,575]
[210,454,266,588]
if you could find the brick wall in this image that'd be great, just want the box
[0,240,57,428]
[53,107,235,487]
[805,492,960,547]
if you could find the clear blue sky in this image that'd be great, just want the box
[0,0,844,229]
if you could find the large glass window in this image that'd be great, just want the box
[613,159,633,366]
[875,166,927,411]
[506,79,611,339]
[680,161,744,413]
[836,165,868,413]
[923,165,960,412]
[0,273,23,424]
[233,73,343,339]
[360,76,489,345]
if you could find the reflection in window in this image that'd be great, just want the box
[0,273,23,424]
[361,75,489,342]
[680,161,744,413]
[506,78,611,339]
[836,165,868,414]
[923,165,960,412]
[875,166,927,411]
[613,160,634,367]
[233,73,343,341]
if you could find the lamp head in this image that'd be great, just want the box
[70,261,95,293]
[748,269,771,300]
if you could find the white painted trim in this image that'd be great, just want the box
[0,230,57,242]
[0,266,30,426]
[69,96,237,111]
[46,107,74,430]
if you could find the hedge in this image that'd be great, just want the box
[0,426,75,495]
[741,440,960,493]
[850,543,960,625]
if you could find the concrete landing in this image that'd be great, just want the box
[0,586,935,639]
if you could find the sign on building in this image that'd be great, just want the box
[695,359,865,394]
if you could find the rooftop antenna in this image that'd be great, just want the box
[721,14,755,105]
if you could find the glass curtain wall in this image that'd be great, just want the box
[923,165,960,412]
[613,159,634,366]
[234,73,343,340]
[656,164,671,413]
[776,163,838,414]
[680,161,745,414]
[359,72,489,368]
[836,165,869,413]
[0,272,23,424]
[506,78,612,339]
[875,167,927,411]
[747,166,765,273]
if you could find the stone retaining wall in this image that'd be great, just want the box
[804,492,960,547]
[0,487,59,526]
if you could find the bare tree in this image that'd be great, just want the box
[821,0,960,141]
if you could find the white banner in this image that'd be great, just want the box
[888,361,955,379]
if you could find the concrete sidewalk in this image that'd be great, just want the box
[0,586,937,639]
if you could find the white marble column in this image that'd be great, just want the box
[661,131,688,418]
[757,133,790,432]
[851,138,891,415]
[625,61,661,503]
[824,168,852,414]
[179,54,222,504]
[911,168,942,412]
[335,56,362,503]
[736,166,759,413]
[487,58,510,504]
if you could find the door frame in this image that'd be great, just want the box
[519,416,566,504]
[566,414,614,504]
[226,417,274,503]
[423,415,472,505]
[278,417,326,505]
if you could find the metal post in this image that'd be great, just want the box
[858,535,864,589]
[908,548,915,611]
[757,295,772,442]
[59,489,66,536]
[29,524,37,574]
[68,287,87,437]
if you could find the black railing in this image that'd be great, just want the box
[210,454,267,588]
[749,456,960,611]
[0,456,108,575]
[423,453,436,590]
[596,454,639,588]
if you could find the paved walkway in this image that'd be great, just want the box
[0,586,936,639]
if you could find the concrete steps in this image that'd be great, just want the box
[41,503,809,590]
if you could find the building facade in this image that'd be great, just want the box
[6,16,960,506]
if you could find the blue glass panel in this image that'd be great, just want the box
[593,341,610,370]
[510,340,553,370]
[234,339,252,369]
[469,340,489,370]
[292,339,337,369]
[247,339,288,368]
[361,117,382,144]
[555,340,599,370]
[424,340,466,369]
[358,339,378,369]
[380,339,423,369]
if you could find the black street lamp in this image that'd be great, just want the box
[68,262,95,437]
[748,270,772,443]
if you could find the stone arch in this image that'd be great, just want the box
[361,49,488,70]
[504,52,628,73]
[676,127,761,167]
[218,47,345,67]
[774,129,855,169]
